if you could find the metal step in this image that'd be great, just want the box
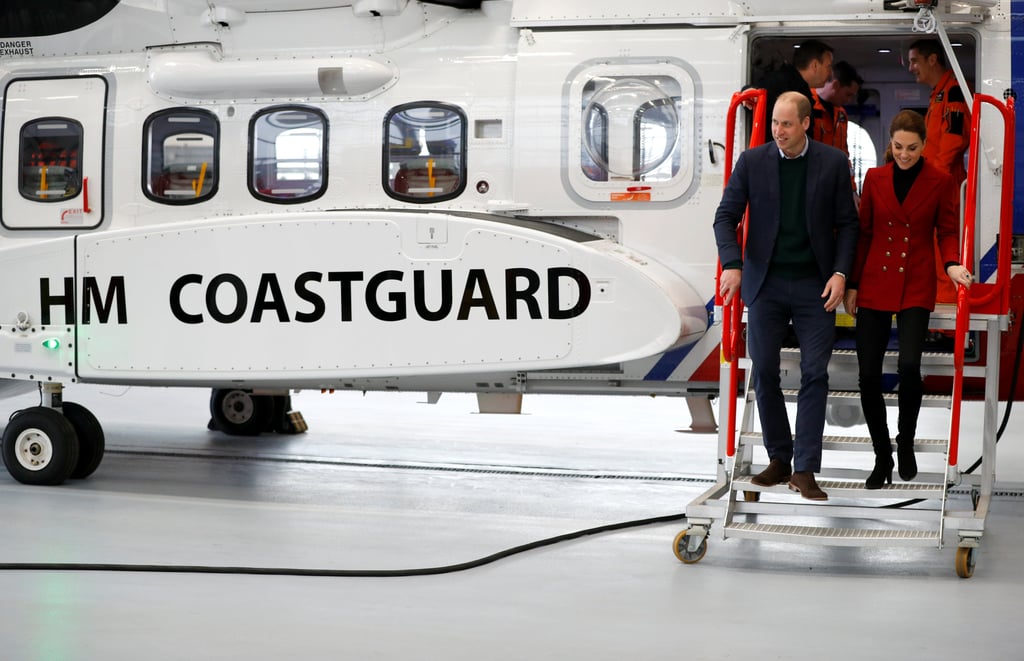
[731,475,946,499]
[739,431,947,453]
[742,305,995,330]
[785,347,957,365]
[778,348,986,377]
[723,522,941,547]
[798,389,953,408]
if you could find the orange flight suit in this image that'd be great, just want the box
[811,90,857,194]
[923,68,970,304]
[811,89,850,155]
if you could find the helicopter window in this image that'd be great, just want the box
[143,109,219,204]
[383,102,467,203]
[249,106,328,203]
[581,77,681,184]
[567,65,694,204]
[19,118,83,203]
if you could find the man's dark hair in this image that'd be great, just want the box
[909,39,947,67]
[792,39,834,70]
[832,60,863,88]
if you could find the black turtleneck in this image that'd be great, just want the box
[892,156,925,204]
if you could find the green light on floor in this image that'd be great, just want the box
[42,338,60,350]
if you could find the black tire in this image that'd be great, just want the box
[209,389,274,436]
[62,402,105,479]
[2,407,80,486]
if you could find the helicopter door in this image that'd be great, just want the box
[2,75,107,230]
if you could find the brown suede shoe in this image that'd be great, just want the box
[788,471,828,501]
[750,458,792,487]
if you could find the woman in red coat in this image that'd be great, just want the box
[843,110,972,488]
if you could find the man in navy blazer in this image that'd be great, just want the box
[714,91,859,501]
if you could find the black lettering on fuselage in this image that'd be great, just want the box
[251,273,289,323]
[82,276,127,324]
[170,274,203,324]
[457,269,499,320]
[165,267,591,325]
[294,271,325,323]
[548,267,591,319]
[40,276,128,325]
[327,272,364,321]
[366,270,406,321]
[40,277,75,325]
[413,270,453,321]
[206,274,247,323]
[505,268,542,319]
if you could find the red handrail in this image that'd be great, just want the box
[717,88,766,457]
[948,94,1015,466]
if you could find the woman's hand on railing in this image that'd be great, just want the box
[946,264,973,288]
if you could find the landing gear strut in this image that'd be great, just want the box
[1,383,105,485]
[208,389,307,436]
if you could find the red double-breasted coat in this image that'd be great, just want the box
[851,160,959,312]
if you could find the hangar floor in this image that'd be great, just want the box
[0,385,1021,660]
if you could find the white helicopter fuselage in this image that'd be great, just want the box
[0,0,1017,401]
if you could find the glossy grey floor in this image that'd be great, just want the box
[0,385,1021,661]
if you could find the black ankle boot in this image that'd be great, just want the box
[897,441,917,481]
[865,454,894,489]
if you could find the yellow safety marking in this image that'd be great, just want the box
[193,161,208,197]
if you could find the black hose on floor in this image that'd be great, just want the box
[0,512,687,576]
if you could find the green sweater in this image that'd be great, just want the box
[771,155,818,279]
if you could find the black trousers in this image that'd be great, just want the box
[854,306,930,454]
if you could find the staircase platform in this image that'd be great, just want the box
[731,475,945,499]
[740,431,947,453]
[723,522,941,548]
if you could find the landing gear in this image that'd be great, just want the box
[1,382,107,486]
[62,401,105,479]
[208,389,307,436]
[209,389,274,436]
[2,406,80,485]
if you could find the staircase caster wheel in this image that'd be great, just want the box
[955,546,976,579]
[672,529,708,565]
[743,490,760,502]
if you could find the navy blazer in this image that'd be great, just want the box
[713,139,859,305]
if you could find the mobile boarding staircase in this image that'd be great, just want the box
[677,90,1015,578]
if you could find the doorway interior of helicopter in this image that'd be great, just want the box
[748,33,977,190]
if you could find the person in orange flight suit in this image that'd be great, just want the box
[812,60,863,156]
[908,39,971,304]
[813,60,863,200]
